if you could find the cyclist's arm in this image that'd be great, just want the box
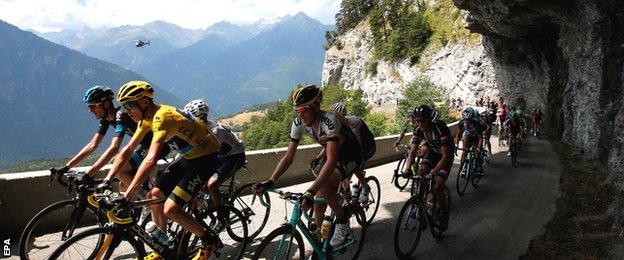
[395,131,406,145]
[86,135,123,176]
[308,140,338,193]
[124,141,164,198]
[65,133,104,168]
[268,140,299,183]
[104,129,147,181]
[454,124,463,144]
[431,145,451,173]
[404,136,420,171]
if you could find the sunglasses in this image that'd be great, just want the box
[87,103,101,109]
[122,101,139,110]
[295,106,311,113]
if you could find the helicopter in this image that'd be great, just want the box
[134,40,150,48]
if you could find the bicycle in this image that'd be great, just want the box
[309,159,380,225]
[455,147,481,196]
[393,165,451,259]
[48,190,249,259]
[200,161,271,242]
[252,189,367,260]
[19,169,110,260]
[392,144,414,191]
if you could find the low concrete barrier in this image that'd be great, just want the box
[0,122,458,238]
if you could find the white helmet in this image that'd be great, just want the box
[329,102,346,116]
[184,99,209,118]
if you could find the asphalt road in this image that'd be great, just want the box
[240,135,561,259]
[13,135,561,259]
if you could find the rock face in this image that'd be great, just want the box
[323,0,623,224]
[322,21,501,107]
[454,0,624,185]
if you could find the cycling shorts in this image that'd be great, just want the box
[156,153,219,205]
[420,148,454,181]
[462,133,479,147]
[215,153,246,183]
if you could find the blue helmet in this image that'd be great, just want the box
[83,86,113,103]
[462,107,476,120]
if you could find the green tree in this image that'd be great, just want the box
[364,112,390,136]
[394,77,452,131]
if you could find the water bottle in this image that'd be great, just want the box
[145,221,169,245]
[320,216,333,240]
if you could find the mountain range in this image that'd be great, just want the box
[0,19,183,169]
[36,12,333,115]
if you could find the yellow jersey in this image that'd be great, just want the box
[133,105,220,159]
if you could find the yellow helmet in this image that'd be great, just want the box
[292,84,322,107]
[117,81,154,103]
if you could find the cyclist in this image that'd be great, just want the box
[102,81,222,260]
[455,107,486,176]
[401,105,453,233]
[183,99,246,229]
[253,85,363,247]
[496,103,508,140]
[481,108,494,156]
[329,102,377,203]
[395,109,438,147]
[532,107,544,136]
[505,111,523,157]
[56,86,169,193]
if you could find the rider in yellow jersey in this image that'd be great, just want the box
[101,81,221,260]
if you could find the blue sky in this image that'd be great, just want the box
[0,0,341,32]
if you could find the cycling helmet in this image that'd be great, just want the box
[83,86,113,103]
[292,84,322,107]
[117,81,154,103]
[411,105,433,120]
[184,99,209,118]
[462,107,476,120]
[329,102,347,116]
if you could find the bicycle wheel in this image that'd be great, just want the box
[228,182,271,242]
[252,225,305,260]
[430,186,451,240]
[48,226,146,259]
[194,205,249,259]
[332,203,367,260]
[393,196,424,259]
[393,157,410,190]
[455,161,469,196]
[19,199,105,260]
[362,176,381,225]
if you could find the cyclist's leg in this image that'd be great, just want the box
[163,155,218,238]
[460,133,470,164]
[476,136,484,168]
[151,156,186,230]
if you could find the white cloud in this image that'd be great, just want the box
[0,0,340,32]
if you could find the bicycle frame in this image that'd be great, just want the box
[269,190,356,260]
[93,197,194,259]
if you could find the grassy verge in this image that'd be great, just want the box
[522,138,619,258]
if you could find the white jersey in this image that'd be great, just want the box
[289,111,362,162]
[206,119,245,156]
